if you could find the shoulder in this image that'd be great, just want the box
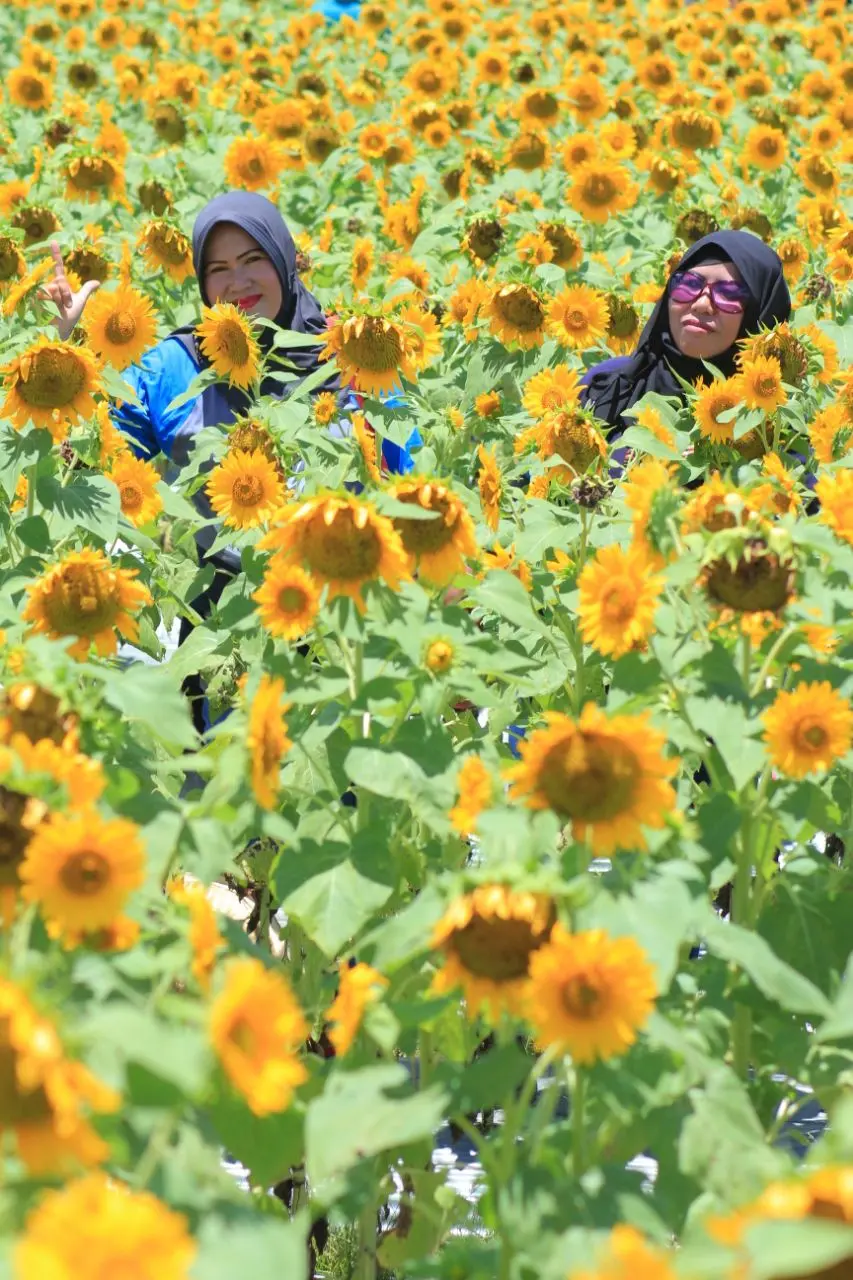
[130,334,199,387]
[579,355,632,388]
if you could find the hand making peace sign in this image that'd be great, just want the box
[41,240,101,341]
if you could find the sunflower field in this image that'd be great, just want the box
[1,0,853,1275]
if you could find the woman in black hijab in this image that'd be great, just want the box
[581,230,792,433]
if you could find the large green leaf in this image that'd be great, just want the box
[36,472,120,542]
[305,1063,447,1192]
[208,1092,305,1189]
[98,662,197,750]
[703,916,833,1016]
[274,846,393,957]
[193,1213,308,1280]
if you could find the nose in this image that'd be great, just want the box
[691,288,714,314]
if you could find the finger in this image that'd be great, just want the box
[49,239,72,307]
[78,280,100,304]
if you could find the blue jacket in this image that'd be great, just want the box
[312,0,362,21]
[113,335,420,474]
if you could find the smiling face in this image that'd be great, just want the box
[202,222,283,320]
[667,259,747,359]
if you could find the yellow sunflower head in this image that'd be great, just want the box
[137,219,194,283]
[107,453,163,527]
[245,673,291,810]
[577,542,665,659]
[253,558,321,641]
[389,477,478,585]
[486,282,547,350]
[258,492,411,609]
[546,285,610,351]
[195,303,261,391]
[325,962,388,1056]
[22,547,152,660]
[431,884,556,1018]
[1,336,102,441]
[205,449,284,530]
[507,704,678,855]
[322,313,415,396]
[84,284,158,370]
[762,680,853,779]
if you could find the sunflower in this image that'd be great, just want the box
[449,755,494,836]
[568,161,638,224]
[1,336,102,441]
[389,478,478,585]
[168,877,223,991]
[258,493,410,608]
[507,131,550,171]
[195,303,261,391]
[0,787,47,918]
[206,450,283,530]
[542,222,583,269]
[477,445,502,532]
[137,219,194,283]
[22,547,152,660]
[701,527,796,618]
[253,559,320,641]
[63,153,124,203]
[350,236,374,289]
[107,453,163,527]
[0,235,25,292]
[507,705,678,854]
[431,885,556,1018]
[223,136,283,191]
[529,409,607,474]
[546,285,610,350]
[0,981,119,1175]
[313,391,338,426]
[399,304,442,371]
[567,1226,678,1280]
[14,1174,196,1278]
[475,390,502,419]
[526,925,657,1063]
[0,681,76,749]
[692,376,743,443]
[762,680,852,779]
[7,66,54,112]
[486,283,547,350]
[245,673,291,811]
[733,355,787,413]
[578,544,665,659]
[210,957,307,1115]
[424,637,454,673]
[19,808,145,936]
[322,313,415,395]
[483,541,532,590]
[522,366,581,419]
[744,123,788,171]
[326,962,388,1056]
[564,72,609,121]
[561,131,599,172]
[84,284,157,370]
[682,475,745,534]
[797,151,840,197]
[809,404,851,464]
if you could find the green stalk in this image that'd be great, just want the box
[571,1065,586,1177]
[356,1202,377,1280]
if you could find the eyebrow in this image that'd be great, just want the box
[204,248,266,268]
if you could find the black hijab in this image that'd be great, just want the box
[184,190,339,408]
[582,230,791,430]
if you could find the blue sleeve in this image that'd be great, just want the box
[579,355,631,391]
[382,428,421,475]
[111,338,200,461]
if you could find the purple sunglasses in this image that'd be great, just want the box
[669,269,752,314]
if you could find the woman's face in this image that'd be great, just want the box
[667,259,747,360]
[202,223,283,320]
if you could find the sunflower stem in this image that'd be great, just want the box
[739,633,753,692]
[571,1064,586,1177]
[750,624,796,698]
[730,802,755,1078]
[24,464,36,521]
[356,1200,377,1280]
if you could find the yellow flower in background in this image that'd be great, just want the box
[507,705,678,854]
[809,403,851,464]
[526,925,657,1063]
[486,282,547,350]
[326,962,388,1055]
[313,390,339,424]
[168,877,224,991]
[546,285,610,350]
[254,559,320,641]
[474,390,501,419]
[107,453,163,527]
[424,638,455,673]
[22,547,151,660]
[449,755,494,836]
[210,957,307,1115]
[567,161,638,224]
[567,1224,677,1280]
[762,681,853,778]
[1,336,102,440]
[223,136,284,192]
[707,1166,853,1268]
[0,978,119,1175]
[137,219,194,282]
[743,123,788,171]
[196,302,261,390]
[431,885,556,1018]
[817,470,853,546]
[578,543,665,659]
[206,449,284,529]
[389,478,478,585]
[246,673,291,810]
[19,808,145,937]
[85,283,158,369]
[477,445,502,532]
[14,1173,196,1279]
[259,493,410,608]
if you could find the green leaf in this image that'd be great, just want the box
[81,1007,210,1096]
[816,954,853,1044]
[193,1213,309,1280]
[208,1092,304,1188]
[743,1219,853,1280]
[0,423,51,499]
[678,1065,786,1202]
[15,515,50,551]
[98,662,197,749]
[305,1063,447,1192]
[36,472,121,542]
[274,848,393,957]
[471,570,548,636]
[703,915,833,1016]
